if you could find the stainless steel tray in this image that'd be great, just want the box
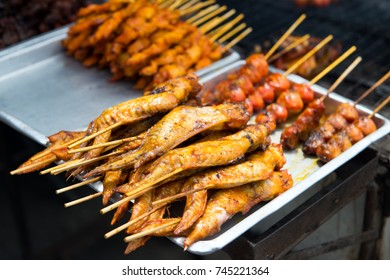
[0,26,240,145]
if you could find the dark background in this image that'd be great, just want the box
[0,0,389,259]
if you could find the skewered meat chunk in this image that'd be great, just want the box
[174,144,286,234]
[335,103,359,123]
[70,73,202,176]
[116,124,271,197]
[281,98,326,150]
[184,170,293,249]
[265,73,291,95]
[276,90,304,114]
[355,116,377,136]
[14,130,85,174]
[84,103,250,177]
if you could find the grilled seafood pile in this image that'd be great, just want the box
[62,0,249,90]
[11,73,294,254]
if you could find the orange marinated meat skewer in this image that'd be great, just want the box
[101,124,271,215]
[316,115,378,162]
[184,170,293,249]
[316,95,389,162]
[11,131,85,175]
[303,71,390,156]
[280,57,362,150]
[84,103,250,177]
[173,144,286,234]
[68,74,202,177]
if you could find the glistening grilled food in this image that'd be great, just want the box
[83,102,250,177]
[183,170,293,249]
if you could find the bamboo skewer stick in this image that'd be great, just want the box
[100,168,184,214]
[56,177,102,194]
[14,160,53,176]
[268,34,310,63]
[10,158,55,175]
[101,196,133,214]
[264,14,307,61]
[160,0,176,8]
[221,27,252,52]
[283,35,333,76]
[209,14,244,42]
[123,219,180,243]
[308,46,357,86]
[179,0,216,17]
[178,0,200,10]
[217,22,246,44]
[353,70,390,106]
[67,133,144,154]
[40,159,83,175]
[68,121,123,149]
[152,185,209,206]
[169,0,187,10]
[191,5,227,27]
[320,56,362,102]
[369,95,390,119]
[199,9,236,34]
[186,4,219,23]
[104,203,168,239]
[51,150,122,175]
[30,135,85,161]
[64,192,102,208]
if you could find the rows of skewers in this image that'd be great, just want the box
[10,10,390,255]
[62,0,252,90]
[11,74,293,253]
[196,39,389,162]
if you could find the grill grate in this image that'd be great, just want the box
[223,0,390,118]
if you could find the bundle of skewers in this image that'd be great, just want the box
[62,0,252,90]
[195,14,390,163]
[10,13,390,255]
[10,73,293,253]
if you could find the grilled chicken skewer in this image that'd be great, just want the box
[316,95,389,162]
[68,73,202,177]
[83,102,250,177]
[184,170,293,249]
[303,70,390,156]
[10,131,85,175]
[255,46,357,135]
[280,56,362,150]
[101,124,270,214]
[172,144,286,234]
